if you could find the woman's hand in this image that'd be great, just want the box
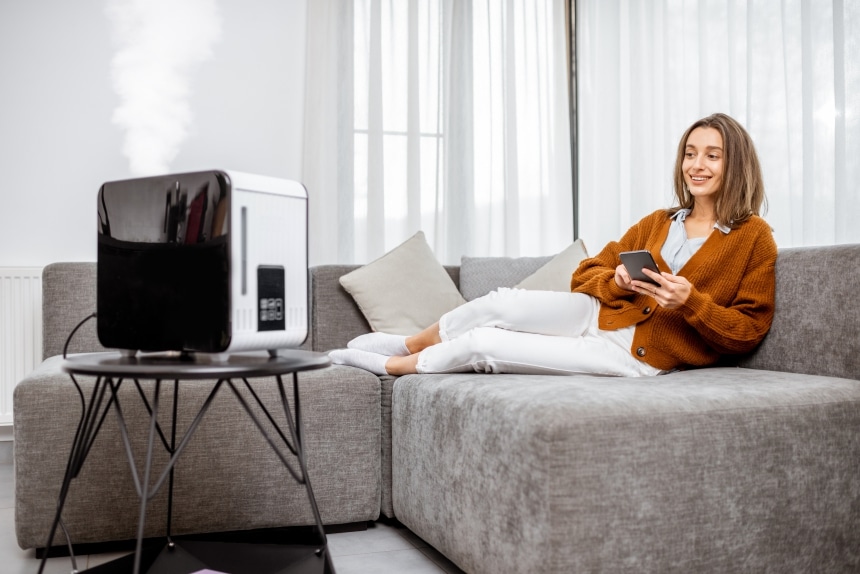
[614,264,637,291]
[631,268,692,310]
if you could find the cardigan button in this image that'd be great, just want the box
[643,306,652,314]
[636,347,646,357]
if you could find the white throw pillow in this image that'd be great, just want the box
[514,239,589,292]
[339,231,466,335]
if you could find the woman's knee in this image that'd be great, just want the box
[455,327,511,358]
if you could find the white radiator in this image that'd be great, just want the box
[0,268,42,426]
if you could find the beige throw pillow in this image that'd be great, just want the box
[514,239,589,292]
[339,231,466,335]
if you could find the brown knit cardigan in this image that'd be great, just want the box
[571,209,777,371]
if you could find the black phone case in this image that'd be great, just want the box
[620,250,661,285]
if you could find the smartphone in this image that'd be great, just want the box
[619,250,661,286]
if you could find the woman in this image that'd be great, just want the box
[331,113,777,377]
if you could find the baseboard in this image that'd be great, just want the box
[0,432,12,465]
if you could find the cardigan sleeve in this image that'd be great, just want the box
[570,211,661,305]
[678,223,777,355]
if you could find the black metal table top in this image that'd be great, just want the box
[62,350,331,380]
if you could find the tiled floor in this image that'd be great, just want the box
[0,460,465,573]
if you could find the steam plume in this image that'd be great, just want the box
[106,0,222,176]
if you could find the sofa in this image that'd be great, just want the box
[14,243,860,573]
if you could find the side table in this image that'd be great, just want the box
[40,350,333,574]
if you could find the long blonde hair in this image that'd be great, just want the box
[669,113,767,228]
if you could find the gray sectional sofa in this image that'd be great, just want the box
[14,243,860,573]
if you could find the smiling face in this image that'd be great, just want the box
[682,127,724,202]
[671,113,766,227]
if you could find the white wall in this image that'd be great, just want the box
[0,0,307,268]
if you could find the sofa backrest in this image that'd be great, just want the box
[41,244,860,381]
[736,243,860,380]
[308,245,860,381]
[40,262,419,358]
[42,262,105,359]
[306,265,368,352]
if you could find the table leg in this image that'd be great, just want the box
[166,379,179,544]
[133,379,162,574]
[285,373,328,556]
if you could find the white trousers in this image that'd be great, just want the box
[416,289,662,377]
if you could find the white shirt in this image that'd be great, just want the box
[660,209,731,275]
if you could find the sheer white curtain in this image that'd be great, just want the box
[304,0,574,265]
[577,0,860,253]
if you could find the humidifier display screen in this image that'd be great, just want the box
[257,266,285,331]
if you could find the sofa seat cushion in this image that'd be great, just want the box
[14,358,382,549]
[391,368,860,574]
